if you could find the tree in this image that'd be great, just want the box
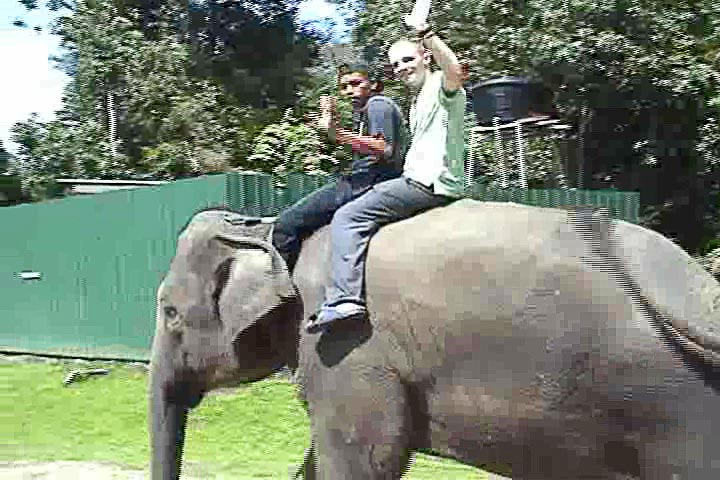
[0,140,26,206]
[52,0,325,108]
[11,0,329,193]
[337,0,720,253]
[9,114,61,200]
[0,141,9,174]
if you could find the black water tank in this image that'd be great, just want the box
[470,76,549,126]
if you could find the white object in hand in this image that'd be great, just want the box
[404,0,431,28]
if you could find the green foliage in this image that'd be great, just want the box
[10,0,323,200]
[349,0,720,251]
[694,246,720,280]
[181,0,320,108]
[0,141,25,206]
[0,141,10,174]
[246,109,342,177]
[471,134,569,189]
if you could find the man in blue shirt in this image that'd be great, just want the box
[272,63,407,271]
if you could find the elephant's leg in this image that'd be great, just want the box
[309,371,411,479]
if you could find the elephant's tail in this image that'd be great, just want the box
[570,207,720,369]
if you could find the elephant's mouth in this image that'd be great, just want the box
[161,371,205,409]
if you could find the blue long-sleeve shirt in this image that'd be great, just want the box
[350,95,407,179]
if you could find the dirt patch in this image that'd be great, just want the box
[0,461,148,479]
[0,461,213,479]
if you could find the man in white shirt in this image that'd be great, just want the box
[306,23,467,333]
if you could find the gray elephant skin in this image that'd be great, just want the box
[149,199,720,479]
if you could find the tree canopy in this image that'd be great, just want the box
[10,0,327,198]
[0,141,9,174]
[9,0,720,254]
[337,0,720,252]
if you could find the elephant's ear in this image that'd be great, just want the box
[213,233,297,342]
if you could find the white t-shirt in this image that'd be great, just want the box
[403,70,466,197]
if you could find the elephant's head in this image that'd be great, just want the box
[150,211,301,479]
[157,212,301,384]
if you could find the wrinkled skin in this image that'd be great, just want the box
[149,199,720,480]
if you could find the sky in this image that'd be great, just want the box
[0,0,351,154]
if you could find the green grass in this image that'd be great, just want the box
[1,361,485,478]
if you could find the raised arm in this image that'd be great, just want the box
[415,25,463,92]
[317,95,388,156]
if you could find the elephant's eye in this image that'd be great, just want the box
[164,306,178,318]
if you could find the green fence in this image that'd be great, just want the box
[0,175,228,360]
[224,172,640,223]
[464,183,640,224]
[225,172,333,216]
[0,172,639,361]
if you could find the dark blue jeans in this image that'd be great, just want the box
[324,176,456,307]
[273,169,397,270]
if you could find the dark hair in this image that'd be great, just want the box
[337,62,383,94]
[339,62,370,77]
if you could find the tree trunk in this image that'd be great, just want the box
[107,91,117,160]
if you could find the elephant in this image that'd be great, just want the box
[149,198,720,479]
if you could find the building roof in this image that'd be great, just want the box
[55,178,169,195]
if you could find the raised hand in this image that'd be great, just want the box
[319,95,336,112]
[404,0,431,34]
[317,95,337,131]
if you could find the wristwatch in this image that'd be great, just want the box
[417,27,435,48]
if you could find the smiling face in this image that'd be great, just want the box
[389,41,428,89]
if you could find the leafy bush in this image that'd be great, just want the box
[470,133,570,189]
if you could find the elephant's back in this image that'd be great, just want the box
[368,199,570,261]
[294,200,720,476]
[365,198,720,373]
[358,200,607,364]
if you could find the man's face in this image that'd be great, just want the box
[339,72,370,99]
[389,43,426,88]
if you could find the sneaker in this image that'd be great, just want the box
[305,302,368,334]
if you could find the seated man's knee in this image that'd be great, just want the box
[273,217,298,250]
[332,203,380,237]
[332,202,362,227]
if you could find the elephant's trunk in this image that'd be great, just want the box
[149,334,191,480]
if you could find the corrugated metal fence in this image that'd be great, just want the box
[1,175,227,360]
[0,172,639,361]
